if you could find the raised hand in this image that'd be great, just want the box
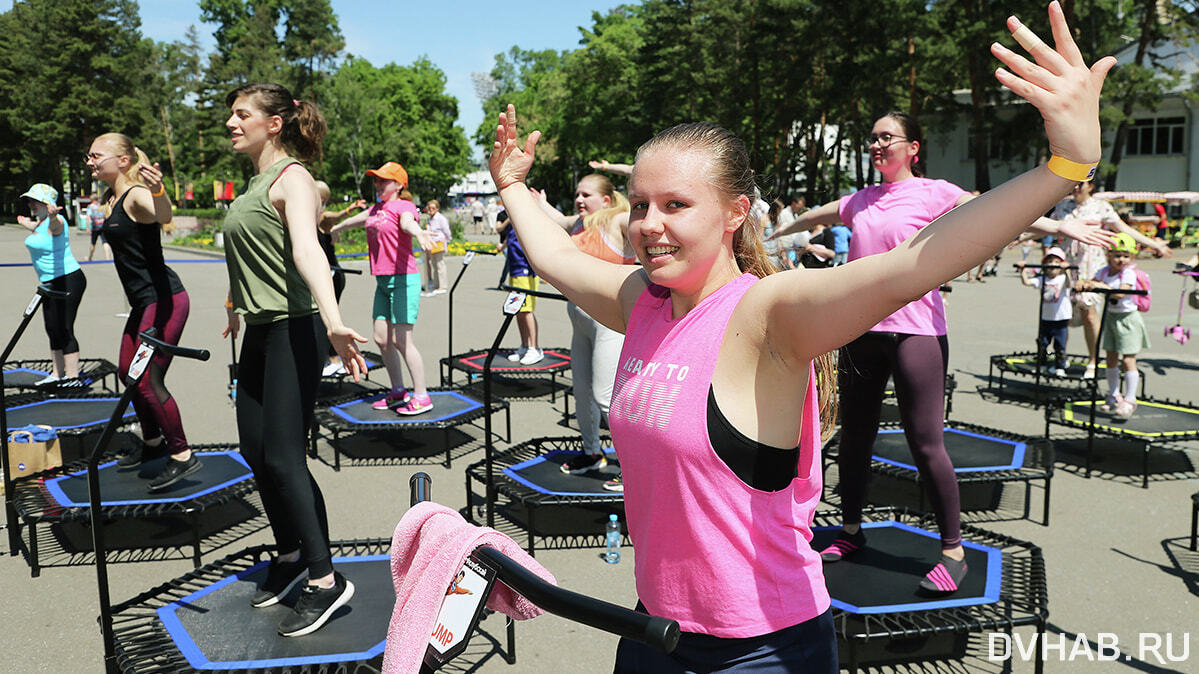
[329,326,368,382]
[489,104,541,191]
[991,1,1117,165]
[139,161,166,193]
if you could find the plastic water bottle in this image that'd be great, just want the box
[605,514,621,564]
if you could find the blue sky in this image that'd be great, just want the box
[3,0,627,156]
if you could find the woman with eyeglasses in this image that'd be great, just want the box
[86,133,199,492]
[769,111,1113,594]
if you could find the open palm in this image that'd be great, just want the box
[489,104,541,192]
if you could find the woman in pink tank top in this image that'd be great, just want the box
[489,7,1112,670]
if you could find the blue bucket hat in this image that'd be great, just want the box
[20,183,58,206]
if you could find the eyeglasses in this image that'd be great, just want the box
[865,133,910,149]
[83,152,115,164]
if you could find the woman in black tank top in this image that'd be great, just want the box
[87,132,199,492]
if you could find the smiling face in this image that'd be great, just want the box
[628,146,746,298]
[868,115,919,182]
[225,94,281,156]
[574,176,612,216]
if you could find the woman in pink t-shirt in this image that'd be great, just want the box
[490,6,1112,669]
[328,161,435,415]
[772,107,1111,593]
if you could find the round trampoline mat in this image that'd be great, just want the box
[502,448,621,496]
[451,348,571,373]
[330,390,483,425]
[44,451,253,506]
[1000,355,1104,379]
[159,555,391,670]
[5,397,134,431]
[1062,399,1199,438]
[814,521,1001,613]
[873,426,1025,472]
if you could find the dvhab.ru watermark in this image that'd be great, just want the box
[988,632,1191,665]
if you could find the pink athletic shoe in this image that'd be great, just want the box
[371,389,411,410]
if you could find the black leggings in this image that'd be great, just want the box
[237,315,332,578]
[42,269,86,353]
[838,332,961,548]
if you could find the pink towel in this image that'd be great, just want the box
[383,501,557,673]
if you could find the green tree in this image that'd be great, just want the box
[0,0,153,210]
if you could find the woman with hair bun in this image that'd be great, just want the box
[86,132,198,492]
[532,173,636,481]
[221,82,367,638]
[491,4,1114,667]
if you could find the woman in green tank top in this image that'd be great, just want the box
[221,82,366,638]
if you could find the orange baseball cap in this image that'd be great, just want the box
[366,161,408,187]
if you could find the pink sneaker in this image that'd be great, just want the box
[371,389,411,410]
[395,394,433,416]
[1098,392,1123,413]
[1113,400,1137,419]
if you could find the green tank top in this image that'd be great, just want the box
[223,157,319,325]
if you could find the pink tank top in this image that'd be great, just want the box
[366,199,420,275]
[608,273,828,637]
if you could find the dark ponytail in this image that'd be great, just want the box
[226,82,326,162]
[882,110,925,178]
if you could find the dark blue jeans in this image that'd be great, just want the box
[614,607,837,673]
[1038,319,1069,370]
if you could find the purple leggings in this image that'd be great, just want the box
[838,332,961,548]
[118,291,190,456]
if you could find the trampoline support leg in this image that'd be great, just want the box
[1189,498,1197,552]
[443,428,451,469]
[526,505,536,558]
[1043,476,1052,526]
[333,431,341,472]
[505,617,516,664]
[1141,442,1150,490]
[28,520,39,578]
[190,512,202,568]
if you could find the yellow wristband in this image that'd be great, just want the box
[224,300,234,309]
[1047,156,1098,182]
[150,186,166,197]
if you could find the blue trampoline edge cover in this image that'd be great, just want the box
[42,450,253,507]
[873,426,1026,473]
[158,554,389,670]
[330,390,483,425]
[817,521,1003,615]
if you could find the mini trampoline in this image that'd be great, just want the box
[106,539,394,673]
[1047,396,1199,488]
[440,348,573,422]
[465,436,623,556]
[3,358,119,392]
[315,350,388,404]
[8,444,260,576]
[812,508,1047,673]
[985,351,1145,407]
[311,387,510,470]
[825,420,1054,525]
[5,392,138,464]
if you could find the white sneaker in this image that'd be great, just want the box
[519,348,544,365]
[1082,364,1096,380]
[433,288,448,295]
[1052,368,1067,378]
[321,361,346,377]
[33,374,61,386]
[507,347,528,362]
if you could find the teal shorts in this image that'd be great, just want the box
[373,273,420,324]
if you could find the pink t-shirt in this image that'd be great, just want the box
[366,199,420,276]
[609,274,828,638]
[839,177,968,335]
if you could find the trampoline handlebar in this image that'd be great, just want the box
[137,329,211,361]
[1011,263,1079,270]
[498,284,568,302]
[36,283,71,299]
[410,472,431,506]
[473,546,681,654]
[1088,287,1148,296]
[330,265,363,275]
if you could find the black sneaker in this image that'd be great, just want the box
[251,557,307,608]
[116,441,167,468]
[278,572,355,637]
[560,452,607,475]
[147,455,202,492]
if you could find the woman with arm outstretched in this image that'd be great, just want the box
[490,4,1113,668]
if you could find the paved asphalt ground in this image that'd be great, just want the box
[1,223,1197,673]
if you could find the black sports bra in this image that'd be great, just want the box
[706,386,799,492]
